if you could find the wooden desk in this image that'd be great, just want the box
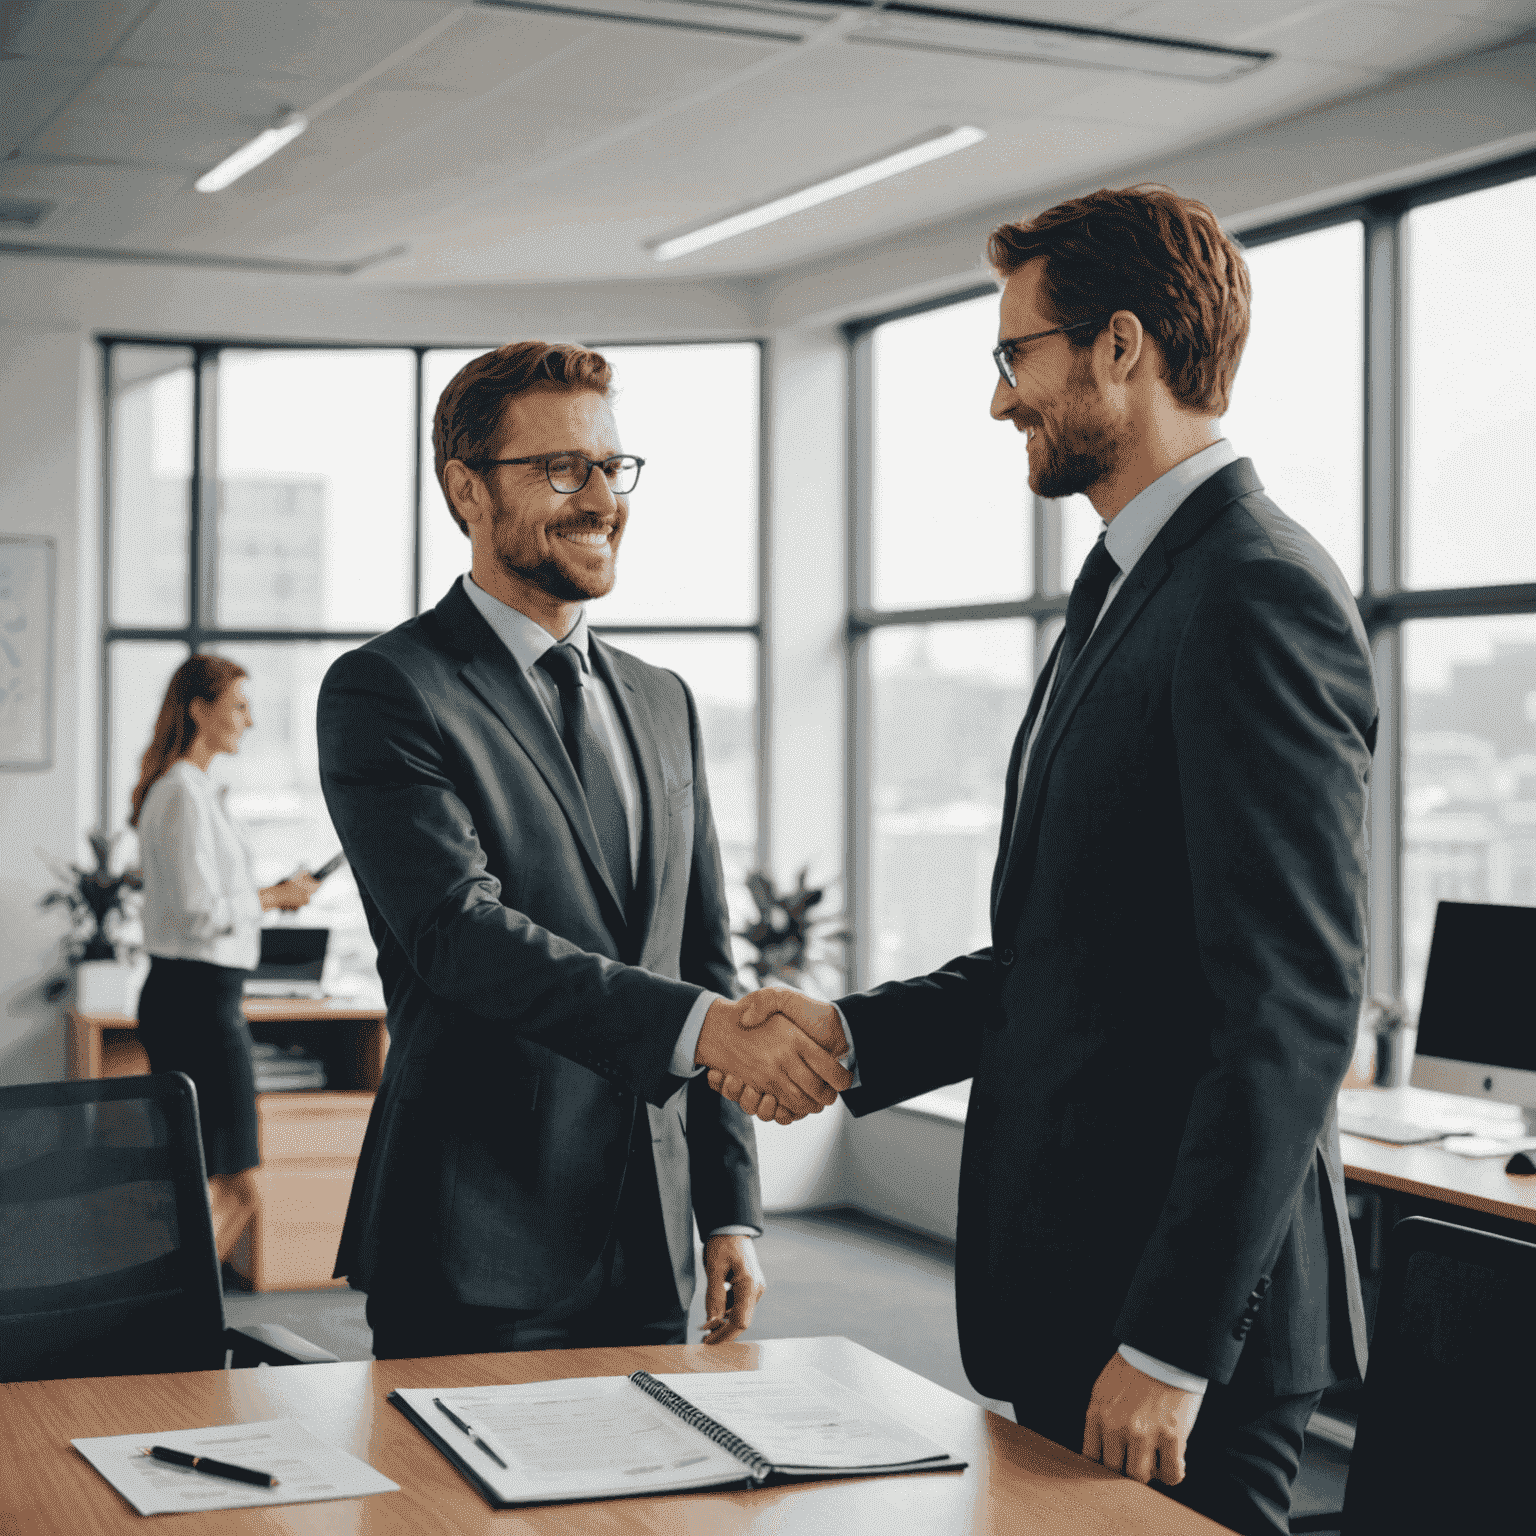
[1342,1134,1536,1228]
[0,1336,1225,1536]
[67,1003,388,1291]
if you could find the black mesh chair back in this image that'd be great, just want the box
[1339,1214,1536,1535]
[0,1073,228,1382]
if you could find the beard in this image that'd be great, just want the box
[490,502,615,602]
[1029,357,1122,501]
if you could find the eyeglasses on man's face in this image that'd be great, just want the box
[992,316,1108,388]
[466,452,645,496]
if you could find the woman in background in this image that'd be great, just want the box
[129,655,319,1262]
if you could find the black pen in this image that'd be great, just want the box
[432,1398,509,1469]
[141,1446,279,1488]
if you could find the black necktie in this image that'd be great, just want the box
[536,644,633,909]
[1051,533,1120,695]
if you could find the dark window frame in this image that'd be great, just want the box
[845,145,1536,997]
[97,335,771,874]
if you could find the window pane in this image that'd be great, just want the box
[1402,615,1536,1010]
[204,641,380,1002]
[420,348,479,610]
[598,632,758,937]
[108,641,189,833]
[212,351,415,631]
[1223,221,1365,592]
[871,294,1032,608]
[869,620,1032,984]
[594,344,759,626]
[109,347,193,627]
[1405,175,1536,589]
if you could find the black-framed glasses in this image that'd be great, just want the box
[466,452,645,495]
[992,317,1108,388]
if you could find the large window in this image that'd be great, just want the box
[848,150,1536,1045]
[102,340,764,998]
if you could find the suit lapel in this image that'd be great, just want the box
[589,637,667,938]
[994,459,1264,923]
[432,585,628,930]
[991,630,1063,927]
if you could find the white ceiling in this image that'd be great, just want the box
[2,0,1533,284]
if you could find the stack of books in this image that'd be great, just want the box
[250,1041,328,1094]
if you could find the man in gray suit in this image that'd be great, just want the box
[318,341,850,1357]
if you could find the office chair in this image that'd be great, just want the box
[1291,1214,1536,1535]
[0,1073,339,1382]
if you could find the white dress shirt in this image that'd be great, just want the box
[835,442,1241,1396]
[461,576,755,1240]
[138,759,263,971]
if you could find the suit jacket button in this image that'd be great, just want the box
[998,949,1016,966]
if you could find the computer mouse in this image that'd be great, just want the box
[1506,1152,1536,1176]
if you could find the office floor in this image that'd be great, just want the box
[226,1206,1350,1523]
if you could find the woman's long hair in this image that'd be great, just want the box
[129,655,248,827]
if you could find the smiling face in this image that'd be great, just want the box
[990,257,1123,502]
[189,679,252,758]
[475,386,628,605]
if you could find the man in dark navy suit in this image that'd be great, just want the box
[712,187,1374,1536]
[318,342,850,1359]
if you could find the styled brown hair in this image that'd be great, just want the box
[432,341,614,534]
[129,654,248,827]
[987,184,1251,416]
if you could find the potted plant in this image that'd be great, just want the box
[735,867,851,998]
[40,831,144,1013]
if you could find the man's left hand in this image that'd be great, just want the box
[700,1235,766,1345]
[1082,1351,1203,1486]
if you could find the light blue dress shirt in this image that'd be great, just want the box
[461,576,756,1241]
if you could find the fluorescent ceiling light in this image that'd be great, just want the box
[845,6,1271,83]
[652,124,986,261]
[195,112,308,194]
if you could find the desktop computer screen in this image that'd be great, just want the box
[1411,901,1536,1108]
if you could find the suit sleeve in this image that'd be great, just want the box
[317,646,702,1107]
[666,673,764,1233]
[1113,556,1376,1383]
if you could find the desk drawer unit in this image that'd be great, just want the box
[234,1091,374,1291]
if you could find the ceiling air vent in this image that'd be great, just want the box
[0,198,55,228]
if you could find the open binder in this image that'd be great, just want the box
[390,1365,965,1508]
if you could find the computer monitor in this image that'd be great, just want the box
[250,927,329,984]
[1411,901,1536,1108]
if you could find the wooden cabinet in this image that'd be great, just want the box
[66,1001,387,1292]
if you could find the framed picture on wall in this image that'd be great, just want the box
[0,534,56,771]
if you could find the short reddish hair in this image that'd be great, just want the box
[987,185,1250,416]
[432,341,614,534]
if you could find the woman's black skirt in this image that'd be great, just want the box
[136,956,259,1176]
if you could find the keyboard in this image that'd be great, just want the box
[1336,1112,1450,1145]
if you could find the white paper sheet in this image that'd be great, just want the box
[1440,1133,1536,1158]
[71,1417,399,1516]
[393,1378,749,1503]
[650,1367,948,1471]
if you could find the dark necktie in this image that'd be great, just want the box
[536,644,633,909]
[1050,533,1121,699]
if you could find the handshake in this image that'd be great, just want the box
[695,989,852,1126]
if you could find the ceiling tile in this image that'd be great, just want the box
[115,0,456,81]
[1115,2,1337,42]
[0,157,188,243]
[1235,3,1515,69]
[2,0,149,62]
[384,8,588,94]
[0,56,95,155]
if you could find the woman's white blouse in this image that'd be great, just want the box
[137,760,262,971]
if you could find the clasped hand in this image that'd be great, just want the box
[695,988,851,1125]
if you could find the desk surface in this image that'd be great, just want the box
[1343,1134,1536,1226]
[1,1336,1224,1536]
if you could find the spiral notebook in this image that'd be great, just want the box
[389,1366,964,1508]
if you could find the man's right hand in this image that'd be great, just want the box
[695,995,851,1123]
[704,989,849,1124]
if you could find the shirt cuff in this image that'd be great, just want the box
[831,1003,861,1089]
[1118,1344,1208,1396]
[670,990,720,1079]
[706,1225,762,1238]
